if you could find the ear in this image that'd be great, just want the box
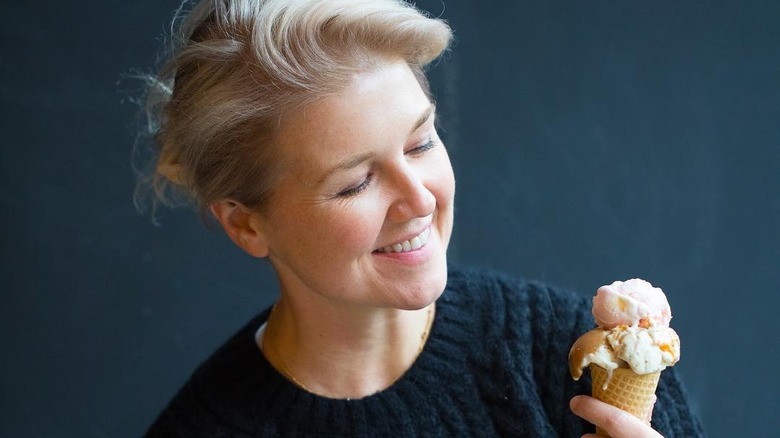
[209,200,269,258]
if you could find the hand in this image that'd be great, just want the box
[570,395,664,438]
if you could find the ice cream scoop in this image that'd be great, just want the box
[592,278,672,329]
[568,329,617,380]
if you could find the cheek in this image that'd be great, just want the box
[429,152,456,207]
[427,152,456,244]
[325,202,387,253]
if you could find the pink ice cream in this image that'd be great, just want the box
[592,279,672,329]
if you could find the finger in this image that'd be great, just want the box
[570,395,663,438]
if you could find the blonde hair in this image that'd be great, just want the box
[136,0,452,217]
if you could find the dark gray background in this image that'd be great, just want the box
[2,0,777,436]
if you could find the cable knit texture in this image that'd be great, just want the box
[146,268,704,437]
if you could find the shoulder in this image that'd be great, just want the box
[145,308,279,437]
[445,265,592,332]
[444,265,594,380]
[443,265,596,434]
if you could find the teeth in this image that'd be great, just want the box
[379,228,430,253]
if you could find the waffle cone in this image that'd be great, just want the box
[590,365,660,437]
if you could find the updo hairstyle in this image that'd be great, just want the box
[137,0,452,217]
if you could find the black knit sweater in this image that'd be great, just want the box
[146,268,704,437]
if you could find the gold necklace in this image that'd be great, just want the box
[263,303,435,394]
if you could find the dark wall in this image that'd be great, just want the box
[2,0,777,436]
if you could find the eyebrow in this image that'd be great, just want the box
[314,104,435,185]
[412,104,436,134]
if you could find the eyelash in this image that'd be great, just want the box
[407,139,436,156]
[337,174,374,197]
[336,139,437,198]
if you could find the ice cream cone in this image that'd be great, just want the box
[590,365,660,437]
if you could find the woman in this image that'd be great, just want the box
[141,0,703,436]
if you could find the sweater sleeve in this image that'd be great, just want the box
[522,279,596,436]
[651,367,706,437]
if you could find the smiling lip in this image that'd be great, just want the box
[374,226,431,254]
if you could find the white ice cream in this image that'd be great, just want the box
[606,325,680,374]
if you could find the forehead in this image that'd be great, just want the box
[273,61,432,177]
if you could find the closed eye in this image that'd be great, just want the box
[406,139,436,156]
[336,174,373,198]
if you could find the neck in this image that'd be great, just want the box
[261,299,435,399]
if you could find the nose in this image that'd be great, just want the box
[386,162,436,222]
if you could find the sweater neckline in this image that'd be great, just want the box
[242,282,473,405]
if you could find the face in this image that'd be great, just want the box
[256,60,455,311]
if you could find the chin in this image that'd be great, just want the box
[395,260,448,310]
